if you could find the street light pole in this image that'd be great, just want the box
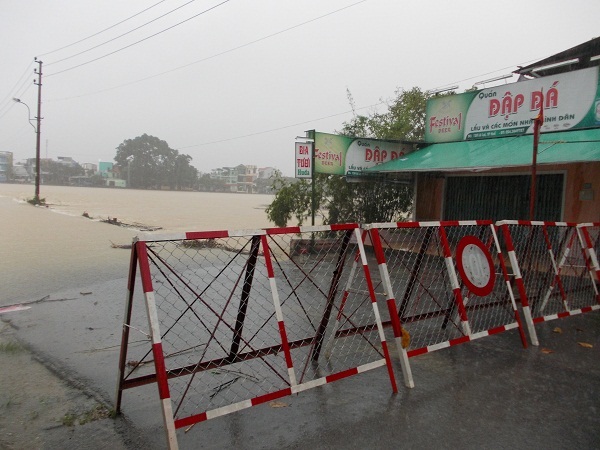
[34,59,43,203]
[13,59,43,204]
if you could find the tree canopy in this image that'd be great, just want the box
[266,87,430,227]
[114,134,197,190]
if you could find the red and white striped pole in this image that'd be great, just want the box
[137,241,179,450]
[439,225,471,336]
[368,226,414,389]
[498,222,539,346]
[261,234,297,387]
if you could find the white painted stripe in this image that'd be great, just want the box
[138,232,186,242]
[354,229,369,266]
[371,304,383,327]
[522,305,539,346]
[270,279,284,321]
[456,220,479,226]
[558,246,571,267]
[356,359,386,373]
[577,223,596,228]
[367,222,397,229]
[461,321,472,337]
[144,291,163,345]
[287,367,297,387]
[491,225,502,252]
[445,257,460,289]
[379,263,394,301]
[227,228,266,237]
[548,248,559,275]
[298,224,333,233]
[418,221,442,227]
[544,313,559,321]
[291,378,326,394]
[371,305,387,342]
[427,341,451,352]
[161,399,178,450]
[469,330,492,340]
[507,250,522,279]
[504,280,519,311]
[588,249,600,269]
[206,399,253,420]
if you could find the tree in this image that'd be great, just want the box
[266,171,325,227]
[197,173,227,192]
[114,134,197,190]
[42,160,84,185]
[266,87,429,227]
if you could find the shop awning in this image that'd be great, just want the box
[366,128,600,173]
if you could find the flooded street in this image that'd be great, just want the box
[0,184,274,305]
[0,184,274,232]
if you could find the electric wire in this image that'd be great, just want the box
[45,1,231,77]
[46,0,200,66]
[37,0,169,57]
[0,61,35,119]
[46,0,369,99]
[176,101,384,150]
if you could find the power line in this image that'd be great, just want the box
[175,101,384,150]
[0,61,35,118]
[47,0,370,99]
[45,1,231,77]
[46,0,200,66]
[38,0,169,57]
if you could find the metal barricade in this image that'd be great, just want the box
[115,224,397,449]
[497,221,600,346]
[364,220,526,387]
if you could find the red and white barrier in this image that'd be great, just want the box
[115,224,397,448]
[497,221,600,346]
[364,220,526,385]
[578,222,600,286]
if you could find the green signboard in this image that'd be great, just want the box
[425,67,600,143]
[313,132,414,175]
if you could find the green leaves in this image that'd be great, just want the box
[114,134,197,190]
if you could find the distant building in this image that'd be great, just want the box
[210,164,259,193]
[12,164,29,182]
[98,161,126,187]
[56,156,78,167]
[0,151,13,182]
[81,162,97,175]
[258,167,277,179]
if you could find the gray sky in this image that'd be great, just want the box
[1,0,598,176]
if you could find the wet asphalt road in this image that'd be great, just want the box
[5,283,600,449]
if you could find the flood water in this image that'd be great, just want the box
[0,184,275,231]
[0,184,275,305]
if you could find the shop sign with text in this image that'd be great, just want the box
[295,142,313,178]
[425,67,600,143]
[314,132,414,175]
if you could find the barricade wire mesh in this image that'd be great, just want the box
[265,228,387,383]
[116,225,396,440]
[367,222,524,355]
[499,222,598,319]
[579,223,600,284]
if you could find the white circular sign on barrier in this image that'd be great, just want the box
[456,235,495,297]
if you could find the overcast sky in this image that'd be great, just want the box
[1,0,598,176]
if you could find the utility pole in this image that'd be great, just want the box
[34,58,43,203]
